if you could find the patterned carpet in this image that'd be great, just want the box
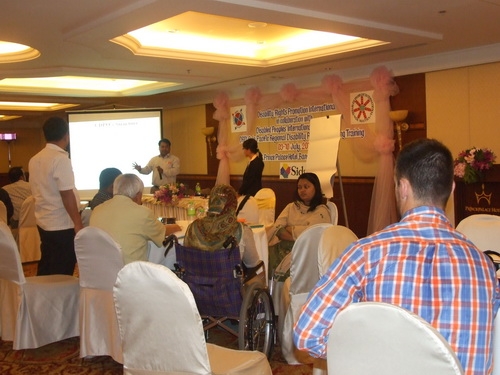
[0,262,313,374]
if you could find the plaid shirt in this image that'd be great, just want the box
[294,206,500,375]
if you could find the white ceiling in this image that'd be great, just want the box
[2,0,500,121]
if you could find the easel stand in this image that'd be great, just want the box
[333,159,349,228]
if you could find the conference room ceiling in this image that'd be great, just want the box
[1,0,500,122]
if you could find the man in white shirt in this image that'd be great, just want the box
[133,138,180,193]
[28,117,83,275]
[90,174,180,264]
[2,166,32,228]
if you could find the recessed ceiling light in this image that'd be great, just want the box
[248,22,267,28]
[0,41,40,63]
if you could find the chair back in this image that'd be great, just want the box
[327,302,464,375]
[18,195,41,262]
[236,195,259,224]
[0,201,7,224]
[0,221,25,284]
[456,214,500,252]
[113,261,211,374]
[75,226,124,290]
[254,188,276,228]
[290,223,332,295]
[175,243,243,317]
[318,225,358,277]
[326,201,338,225]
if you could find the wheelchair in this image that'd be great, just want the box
[164,234,275,359]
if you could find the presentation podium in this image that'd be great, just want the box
[454,164,500,225]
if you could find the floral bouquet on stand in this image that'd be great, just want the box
[453,147,496,184]
[154,183,186,205]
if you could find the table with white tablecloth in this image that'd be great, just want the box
[147,222,269,282]
[142,195,208,221]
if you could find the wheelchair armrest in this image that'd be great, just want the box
[163,234,179,257]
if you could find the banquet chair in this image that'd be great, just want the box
[456,214,500,252]
[236,194,259,224]
[0,221,79,350]
[17,196,41,263]
[113,261,272,375]
[327,302,464,375]
[254,188,276,228]
[317,224,358,277]
[0,201,7,224]
[274,223,332,373]
[326,200,338,225]
[74,226,124,363]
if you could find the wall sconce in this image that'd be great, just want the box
[201,127,217,156]
[389,110,409,151]
[0,132,16,167]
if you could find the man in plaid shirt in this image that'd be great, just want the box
[294,138,500,375]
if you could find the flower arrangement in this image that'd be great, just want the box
[453,147,496,184]
[154,183,186,205]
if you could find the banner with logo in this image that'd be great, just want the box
[279,163,307,179]
[230,105,247,133]
[350,90,375,125]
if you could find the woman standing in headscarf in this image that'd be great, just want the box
[184,184,261,269]
[239,138,264,197]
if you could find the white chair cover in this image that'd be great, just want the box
[254,188,276,229]
[18,196,41,263]
[113,261,272,375]
[327,302,464,375]
[80,208,92,227]
[0,221,79,350]
[0,201,7,224]
[326,201,338,225]
[456,214,500,252]
[318,225,358,277]
[237,195,259,224]
[74,226,124,363]
[280,223,332,369]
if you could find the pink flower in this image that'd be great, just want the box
[454,163,466,178]
[454,147,496,183]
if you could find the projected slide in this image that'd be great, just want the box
[68,109,162,198]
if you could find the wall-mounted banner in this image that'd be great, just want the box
[350,90,375,125]
[279,162,307,179]
[230,105,247,133]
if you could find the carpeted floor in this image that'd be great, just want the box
[0,262,313,374]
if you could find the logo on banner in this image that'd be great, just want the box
[230,105,247,133]
[279,163,307,179]
[350,91,375,124]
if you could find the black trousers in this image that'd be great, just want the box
[37,226,76,276]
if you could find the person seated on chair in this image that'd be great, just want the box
[90,173,181,264]
[294,139,500,375]
[184,184,262,276]
[89,167,122,210]
[267,172,330,278]
[2,166,30,228]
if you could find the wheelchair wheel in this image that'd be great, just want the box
[238,282,275,359]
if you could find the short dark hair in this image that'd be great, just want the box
[395,138,454,207]
[158,138,171,146]
[99,167,122,189]
[294,172,324,212]
[43,117,69,142]
[8,166,24,182]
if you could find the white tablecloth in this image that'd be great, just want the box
[148,223,269,282]
[142,196,208,221]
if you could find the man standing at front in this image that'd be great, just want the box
[133,138,180,193]
[294,138,500,375]
[29,117,83,276]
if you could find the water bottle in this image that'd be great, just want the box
[195,182,202,196]
[187,201,196,222]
